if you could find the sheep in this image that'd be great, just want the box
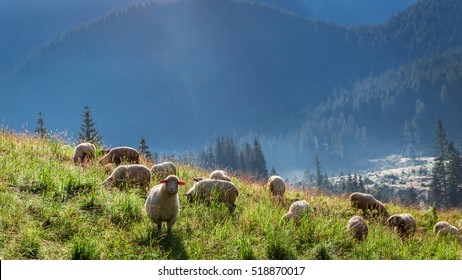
[434,221,462,242]
[145,175,185,234]
[151,161,177,181]
[349,192,388,217]
[73,142,96,165]
[282,200,312,222]
[387,213,416,238]
[103,164,151,191]
[347,216,368,241]
[209,170,231,181]
[186,178,239,212]
[99,146,140,166]
[267,175,286,197]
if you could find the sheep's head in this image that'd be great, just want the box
[160,175,185,195]
[193,177,204,183]
[387,215,401,227]
[434,221,450,234]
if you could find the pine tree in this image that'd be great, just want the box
[314,154,323,188]
[78,105,103,146]
[251,137,268,180]
[35,112,48,139]
[139,136,152,160]
[431,119,449,206]
[446,141,462,207]
[214,135,225,168]
[269,167,278,176]
[240,141,252,172]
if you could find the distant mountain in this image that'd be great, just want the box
[1,0,461,174]
[258,0,417,25]
[0,0,142,73]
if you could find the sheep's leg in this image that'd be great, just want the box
[166,220,174,235]
[156,224,162,236]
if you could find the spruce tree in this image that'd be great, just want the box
[269,167,278,176]
[35,112,48,139]
[251,137,268,180]
[139,136,152,160]
[314,154,323,188]
[78,105,103,146]
[446,141,462,207]
[431,119,449,206]
[214,135,225,168]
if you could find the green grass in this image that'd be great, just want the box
[0,131,461,259]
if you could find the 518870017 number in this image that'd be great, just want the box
[251,266,305,276]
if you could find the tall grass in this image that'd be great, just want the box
[0,131,461,259]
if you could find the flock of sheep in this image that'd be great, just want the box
[73,142,462,243]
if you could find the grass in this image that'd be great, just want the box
[0,131,461,259]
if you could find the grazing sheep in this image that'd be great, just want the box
[347,216,368,241]
[103,163,116,174]
[151,161,177,181]
[387,213,416,238]
[210,170,231,181]
[282,200,312,222]
[73,142,96,165]
[186,178,239,212]
[434,221,462,241]
[99,146,140,166]
[267,175,286,197]
[145,175,185,234]
[349,192,388,216]
[103,164,151,191]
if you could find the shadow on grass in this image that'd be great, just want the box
[157,232,189,260]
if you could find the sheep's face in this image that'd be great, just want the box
[160,176,185,195]
[165,180,179,195]
[387,215,400,227]
[434,222,449,233]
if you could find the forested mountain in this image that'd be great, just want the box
[282,46,462,172]
[1,0,462,175]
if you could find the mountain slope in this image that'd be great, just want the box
[1,131,461,259]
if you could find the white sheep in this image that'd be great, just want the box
[73,142,96,165]
[209,170,231,181]
[99,146,140,166]
[282,200,312,222]
[434,221,462,242]
[186,178,239,212]
[151,161,177,181]
[103,164,151,191]
[267,175,286,197]
[145,175,185,234]
[349,192,388,216]
[347,216,368,241]
[387,213,416,238]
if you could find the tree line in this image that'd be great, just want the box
[198,135,268,180]
[34,107,269,180]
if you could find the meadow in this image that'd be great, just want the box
[0,131,461,260]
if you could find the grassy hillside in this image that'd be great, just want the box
[0,131,461,260]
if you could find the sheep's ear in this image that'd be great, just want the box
[178,181,185,186]
[160,180,168,184]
